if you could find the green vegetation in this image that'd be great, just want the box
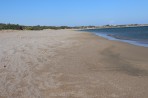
[1,23,148,30]
[24,26,71,30]
[0,23,71,30]
[0,23,23,30]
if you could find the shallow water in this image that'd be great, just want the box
[82,26,148,47]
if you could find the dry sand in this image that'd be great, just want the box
[0,29,148,98]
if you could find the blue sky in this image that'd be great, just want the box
[0,0,148,26]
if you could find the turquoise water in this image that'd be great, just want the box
[82,26,148,47]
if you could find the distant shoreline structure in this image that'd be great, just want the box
[1,23,148,30]
[78,24,148,29]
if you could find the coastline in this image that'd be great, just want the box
[94,32,148,47]
[0,29,148,98]
[80,27,148,48]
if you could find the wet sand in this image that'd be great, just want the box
[0,29,148,98]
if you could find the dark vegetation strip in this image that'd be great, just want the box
[0,23,72,30]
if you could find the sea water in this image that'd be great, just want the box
[82,26,148,47]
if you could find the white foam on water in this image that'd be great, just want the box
[95,33,148,47]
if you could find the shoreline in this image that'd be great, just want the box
[94,32,148,48]
[0,29,148,98]
[95,33,148,48]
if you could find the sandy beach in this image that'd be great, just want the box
[0,29,148,98]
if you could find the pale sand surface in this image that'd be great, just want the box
[0,29,148,98]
